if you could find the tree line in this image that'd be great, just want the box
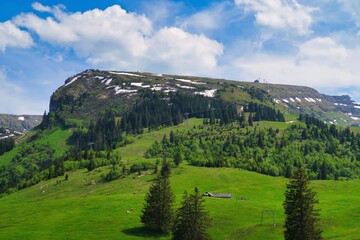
[0,137,15,156]
[146,115,360,179]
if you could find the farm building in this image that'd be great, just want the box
[203,192,232,198]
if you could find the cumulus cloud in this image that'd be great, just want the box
[0,21,33,51]
[232,36,360,93]
[32,2,52,13]
[147,27,223,73]
[299,37,348,65]
[235,0,316,35]
[13,4,223,75]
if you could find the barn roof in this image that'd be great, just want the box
[203,192,232,198]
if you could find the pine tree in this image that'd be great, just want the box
[173,152,183,167]
[172,187,211,240]
[283,166,322,240]
[141,163,175,234]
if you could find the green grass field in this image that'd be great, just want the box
[1,119,360,239]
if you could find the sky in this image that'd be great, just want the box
[1,0,360,114]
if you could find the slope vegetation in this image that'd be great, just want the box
[0,120,360,239]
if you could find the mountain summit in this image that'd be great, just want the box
[49,69,360,126]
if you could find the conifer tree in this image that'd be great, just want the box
[283,166,322,240]
[141,162,175,234]
[172,187,211,240]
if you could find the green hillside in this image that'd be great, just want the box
[3,70,360,239]
[0,120,359,239]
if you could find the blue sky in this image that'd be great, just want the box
[1,0,360,114]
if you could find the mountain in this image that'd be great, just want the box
[50,69,360,127]
[0,114,42,139]
[3,69,360,239]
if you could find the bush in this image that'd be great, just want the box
[103,166,122,182]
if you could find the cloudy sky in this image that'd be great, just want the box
[1,0,360,114]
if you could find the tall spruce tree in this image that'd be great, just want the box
[283,166,322,240]
[172,187,211,240]
[141,162,175,234]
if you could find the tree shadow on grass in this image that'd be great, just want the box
[122,226,164,239]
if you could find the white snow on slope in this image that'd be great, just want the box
[351,116,360,120]
[151,85,164,91]
[283,99,289,103]
[65,76,80,86]
[131,82,143,87]
[274,98,280,104]
[18,116,25,121]
[95,76,105,80]
[109,72,143,77]
[354,102,360,105]
[130,82,150,88]
[195,89,217,97]
[354,106,360,109]
[308,97,316,103]
[290,98,295,102]
[106,85,138,94]
[295,97,302,102]
[316,98,322,102]
[176,84,195,89]
[176,78,206,85]
[101,78,112,85]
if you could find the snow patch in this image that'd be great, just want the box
[282,99,289,103]
[308,97,316,103]
[110,72,143,77]
[101,78,112,85]
[286,121,295,124]
[95,76,105,80]
[65,76,80,86]
[18,116,25,121]
[131,82,143,87]
[164,88,177,93]
[334,103,348,106]
[176,78,206,85]
[107,85,138,94]
[290,98,295,102]
[295,97,302,102]
[354,106,360,109]
[316,98,322,102]
[274,98,281,104]
[354,102,360,105]
[151,85,164,91]
[351,116,360,120]
[176,84,195,89]
[195,89,217,97]
[130,82,150,88]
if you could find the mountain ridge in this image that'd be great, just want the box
[49,69,360,127]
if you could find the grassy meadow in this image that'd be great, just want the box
[1,119,360,239]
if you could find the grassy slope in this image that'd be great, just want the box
[0,128,72,167]
[1,119,360,239]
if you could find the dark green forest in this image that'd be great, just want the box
[147,114,360,180]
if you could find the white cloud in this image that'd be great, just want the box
[32,2,52,13]
[147,27,223,73]
[337,0,360,27]
[299,37,347,63]
[0,68,46,114]
[0,21,33,51]
[235,0,316,35]
[231,36,360,93]
[13,4,223,75]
